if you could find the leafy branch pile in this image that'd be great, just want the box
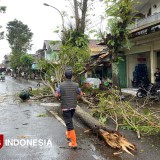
[92,90,160,138]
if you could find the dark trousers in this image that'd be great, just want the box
[62,109,75,131]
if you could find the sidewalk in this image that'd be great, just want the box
[121,88,138,96]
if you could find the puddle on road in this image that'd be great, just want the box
[22,110,31,119]
[92,154,107,160]
[0,95,7,103]
[0,93,20,105]
[22,123,29,125]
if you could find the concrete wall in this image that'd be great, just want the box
[152,1,160,15]
[157,52,160,68]
[125,33,160,86]
[126,44,151,55]
[153,40,160,51]
[140,0,160,16]
[126,0,160,87]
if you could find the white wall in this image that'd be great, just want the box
[126,44,151,55]
[125,39,160,86]
[139,0,160,17]
[153,40,160,51]
[152,1,160,15]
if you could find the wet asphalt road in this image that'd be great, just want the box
[0,76,110,160]
[0,76,160,160]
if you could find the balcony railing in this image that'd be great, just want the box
[130,12,160,30]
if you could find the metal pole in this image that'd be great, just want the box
[43,3,64,31]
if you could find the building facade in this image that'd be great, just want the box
[125,0,160,87]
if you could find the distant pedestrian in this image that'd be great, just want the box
[24,72,28,80]
[19,87,33,101]
[1,71,5,81]
[21,72,24,78]
[154,68,160,85]
[55,69,83,149]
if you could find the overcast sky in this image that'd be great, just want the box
[0,0,105,63]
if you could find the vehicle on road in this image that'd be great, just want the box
[0,71,5,81]
[136,83,160,100]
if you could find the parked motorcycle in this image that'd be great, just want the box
[1,76,5,81]
[136,83,160,100]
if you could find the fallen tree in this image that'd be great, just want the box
[76,105,136,156]
[39,98,136,156]
[30,83,137,156]
[92,91,160,139]
[29,75,137,155]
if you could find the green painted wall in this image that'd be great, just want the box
[118,56,127,88]
[46,51,59,61]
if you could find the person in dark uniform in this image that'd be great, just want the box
[55,70,83,149]
[19,87,33,101]
[154,68,160,85]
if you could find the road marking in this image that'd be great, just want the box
[49,110,66,127]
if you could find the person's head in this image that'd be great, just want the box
[28,87,32,92]
[156,67,160,71]
[65,70,72,79]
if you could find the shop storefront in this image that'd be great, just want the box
[127,52,150,87]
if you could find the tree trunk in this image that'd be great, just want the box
[112,62,119,87]
[76,105,136,156]
[76,105,109,130]
[80,0,88,33]
[112,62,122,95]
[73,0,80,30]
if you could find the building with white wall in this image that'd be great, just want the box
[125,0,160,87]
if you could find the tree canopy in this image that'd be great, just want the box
[20,54,34,70]
[0,6,6,13]
[102,0,138,60]
[93,0,139,87]
[0,5,6,40]
[6,19,33,53]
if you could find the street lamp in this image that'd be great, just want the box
[43,3,64,31]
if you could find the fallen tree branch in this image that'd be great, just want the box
[31,95,54,100]
[76,105,136,156]
[80,96,93,106]
[99,129,136,156]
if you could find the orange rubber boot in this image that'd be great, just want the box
[66,131,71,142]
[68,130,77,149]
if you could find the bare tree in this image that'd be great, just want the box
[65,0,104,33]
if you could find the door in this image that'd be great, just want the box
[118,56,127,88]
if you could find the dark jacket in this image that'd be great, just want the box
[154,71,160,82]
[59,79,80,109]
[19,90,33,101]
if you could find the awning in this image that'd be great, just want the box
[130,20,160,33]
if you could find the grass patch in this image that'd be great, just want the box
[31,86,52,96]
[37,113,48,117]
